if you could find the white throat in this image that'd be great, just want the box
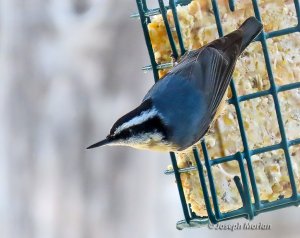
[109,132,177,152]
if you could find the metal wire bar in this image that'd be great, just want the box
[201,140,222,219]
[169,0,186,55]
[165,136,300,175]
[136,0,160,82]
[251,0,298,200]
[228,0,235,11]
[135,0,300,229]
[158,0,179,60]
[211,0,261,211]
[193,148,218,224]
[169,152,191,223]
[131,0,192,18]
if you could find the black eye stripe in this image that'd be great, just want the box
[110,99,153,135]
[113,116,169,141]
[131,116,166,134]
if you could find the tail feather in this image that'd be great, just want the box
[208,17,263,57]
[238,16,263,52]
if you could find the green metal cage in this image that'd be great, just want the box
[133,0,300,230]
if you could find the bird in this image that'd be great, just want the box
[87,17,263,152]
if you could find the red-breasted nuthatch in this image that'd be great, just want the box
[87,17,263,152]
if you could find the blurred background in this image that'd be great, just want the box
[0,0,299,237]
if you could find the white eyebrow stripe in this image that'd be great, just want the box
[114,108,158,135]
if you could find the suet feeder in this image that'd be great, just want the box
[133,0,300,230]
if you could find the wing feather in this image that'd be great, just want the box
[165,45,239,142]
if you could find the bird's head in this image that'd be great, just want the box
[87,99,175,151]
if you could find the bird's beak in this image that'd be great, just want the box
[86,137,111,149]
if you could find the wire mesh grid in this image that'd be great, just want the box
[134,0,300,230]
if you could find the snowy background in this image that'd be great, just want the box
[0,0,299,237]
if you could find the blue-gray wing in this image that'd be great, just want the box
[143,43,240,148]
[168,46,238,118]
